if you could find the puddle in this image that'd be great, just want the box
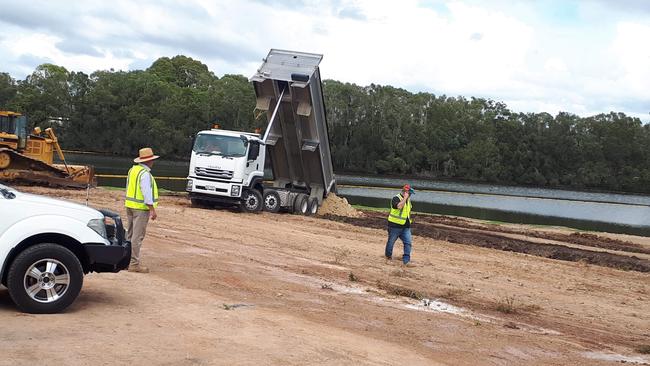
[405,299,467,316]
[265,264,562,336]
[582,351,650,364]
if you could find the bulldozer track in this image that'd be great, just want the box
[0,148,91,188]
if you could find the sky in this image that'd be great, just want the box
[0,0,649,121]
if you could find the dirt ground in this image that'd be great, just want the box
[1,187,649,366]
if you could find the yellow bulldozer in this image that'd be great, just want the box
[0,111,95,188]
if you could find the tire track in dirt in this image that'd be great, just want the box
[323,212,650,273]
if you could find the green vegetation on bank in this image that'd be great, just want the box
[1,56,649,193]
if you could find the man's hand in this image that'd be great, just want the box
[403,191,410,200]
[149,208,157,221]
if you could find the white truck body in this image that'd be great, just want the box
[0,183,130,313]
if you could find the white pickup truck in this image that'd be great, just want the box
[0,184,130,313]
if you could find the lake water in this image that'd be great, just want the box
[59,152,650,236]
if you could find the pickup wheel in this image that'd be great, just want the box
[241,189,263,213]
[263,190,281,213]
[7,243,84,314]
[293,193,309,215]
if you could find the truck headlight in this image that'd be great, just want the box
[231,185,240,196]
[87,219,107,239]
[186,179,193,191]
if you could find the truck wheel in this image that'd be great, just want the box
[241,189,263,213]
[263,190,281,213]
[293,193,309,215]
[307,197,319,215]
[7,243,84,314]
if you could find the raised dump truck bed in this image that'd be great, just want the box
[250,49,336,204]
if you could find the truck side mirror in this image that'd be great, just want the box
[248,142,260,161]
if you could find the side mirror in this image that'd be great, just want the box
[247,141,260,161]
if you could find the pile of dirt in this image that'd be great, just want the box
[317,193,363,218]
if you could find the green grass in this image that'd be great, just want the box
[635,344,650,354]
[351,204,389,212]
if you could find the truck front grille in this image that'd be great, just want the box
[195,167,234,180]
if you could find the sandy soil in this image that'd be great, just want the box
[1,187,649,366]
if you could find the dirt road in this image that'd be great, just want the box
[1,187,649,365]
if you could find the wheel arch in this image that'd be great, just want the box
[249,176,265,194]
[1,233,89,286]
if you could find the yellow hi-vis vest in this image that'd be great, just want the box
[387,194,412,225]
[125,164,158,210]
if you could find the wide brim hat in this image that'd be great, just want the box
[134,147,160,163]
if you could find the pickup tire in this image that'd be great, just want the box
[7,243,84,314]
[241,189,263,213]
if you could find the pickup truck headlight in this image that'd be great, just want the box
[87,219,107,239]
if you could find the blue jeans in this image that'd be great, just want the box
[385,226,412,264]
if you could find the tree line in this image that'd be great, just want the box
[1,56,649,193]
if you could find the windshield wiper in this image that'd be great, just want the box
[0,187,16,199]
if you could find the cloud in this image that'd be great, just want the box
[0,0,648,121]
[337,6,366,20]
[56,39,103,57]
[17,54,53,71]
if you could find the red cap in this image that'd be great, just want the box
[403,184,411,191]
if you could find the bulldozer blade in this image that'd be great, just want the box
[0,148,96,188]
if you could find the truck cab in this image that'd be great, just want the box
[186,128,266,212]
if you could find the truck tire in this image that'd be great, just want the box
[307,197,319,215]
[241,189,263,213]
[293,193,309,215]
[7,243,84,314]
[263,190,281,213]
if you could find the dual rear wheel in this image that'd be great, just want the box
[262,190,318,215]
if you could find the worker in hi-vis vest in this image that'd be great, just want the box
[385,184,415,267]
[124,147,160,273]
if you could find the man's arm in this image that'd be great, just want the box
[396,192,409,209]
[140,170,157,220]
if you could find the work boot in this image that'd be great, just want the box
[403,262,417,268]
[129,264,150,273]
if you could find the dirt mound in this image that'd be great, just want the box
[317,193,363,217]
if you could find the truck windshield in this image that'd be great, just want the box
[193,134,247,158]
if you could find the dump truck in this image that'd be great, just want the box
[186,49,336,214]
[0,111,95,188]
